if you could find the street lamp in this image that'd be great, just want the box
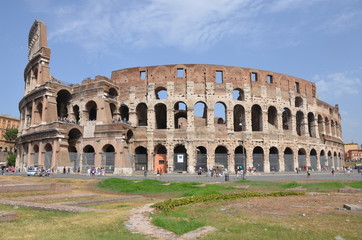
[240,122,246,180]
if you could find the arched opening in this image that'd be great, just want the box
[308,112,316,137]
[296,111,304,136]
[252,105,263,131]
[108,87,118,99]
[269,147,279,172]
[233,88,245,101]
[317,115,324,134]
[57,90,71,119]
[214,102,227,125]
[310,149,318,171]
[174,102,187,129]
[331,120,336,136]
[155,103,167,129]
[102,144,115,172]
[174,145,187,171]
[325,117,330,135]
[86,101,97,121]
[320,150,326,170]
[333,151,338,169]
[135,146,148,171]
[120,104,129,122]
[298,148,307,170]
[83,145,95,171]
[295,96,303,108]
[36,102,43,123]
[327,151,332,169]
[284,147,294,172]
[194,102,207,127]
[136,103,148,126]
[73,105,80,123]
[110,103,117,121]
[282,108,292,130]
[253,147,264,172]
[155,145,167,173]
[33,145,39,166]
[233,105,245,132]
[68,128,82,171]
[268,106,278,130]
[215,146,228,169]
[196,146,207,172]
[234,145,246,171]
[44,143,52,169]
[155,87,168,100]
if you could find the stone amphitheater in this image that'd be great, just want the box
[16,20,343,175]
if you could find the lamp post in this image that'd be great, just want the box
[240,122,246,180]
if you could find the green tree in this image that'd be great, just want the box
[7,152,16,166]
[3,128,18,141]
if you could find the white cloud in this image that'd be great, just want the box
[325,10,362,33]
[314,70,362,101]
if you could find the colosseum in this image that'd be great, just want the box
[16,20,344,174]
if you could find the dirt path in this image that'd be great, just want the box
[125,203,217,240]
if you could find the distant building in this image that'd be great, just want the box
[344,143,362,162]
[0,115,19,153]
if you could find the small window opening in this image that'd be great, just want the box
[267,75,273,84]
[216,71,223,83]
[251,72,258,82]
[140,71,146,80]
[177,68,184,78]
[295,82,300,93]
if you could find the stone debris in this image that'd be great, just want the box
[343,204,362,211]
[0,211,17,222]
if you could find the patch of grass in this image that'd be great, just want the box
[302,182,350,191]
[152,209,205,235]
[281,181,302,189]
[97,178,230,194]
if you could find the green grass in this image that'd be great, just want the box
[97,178,230,195]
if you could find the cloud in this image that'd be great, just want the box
[313,70,362,101]
[323,10,362,34]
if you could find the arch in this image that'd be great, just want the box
[135,146,148,171]
[295,96,303,108]
[282,108,292,130]
[325,117,330,135]
[331,120,336,136]
[320,150,327,170]
[120,104,129,122]
[102,144,115,172]
[155,87,168,100]
[233,88,245,101]
[333,151,338,169]
[284,147,294,171]
[215,145,228,169]
[269,147,279,172]
[155,103,167,129]
[44,143,53,169]
[233,105,245,132]
[267,106,278,130]
[83,145,95,171]
[253,147,264,172]
[174,144,187,171]
[155,144,167,173]
[214,102,227,125]
[298,148,307,170]
[251,104,263,131]
[126,130,134,144]
[310,149,318,171]
[57,90,71,119]
[308,112,316,137]
[194,102,207,127]
[86,101,97,121]
[174,102,187,129]
[136,103,148,126]
[68,128,81,172]
[234,145,246,171]
[110,103,117,121]
[327,151,333,169]
[196,146,207,171]
[33,144,39,166]
[36,102,43,123]
[108,87,118,99]
[73,105,80,123]
[296,111,304,136]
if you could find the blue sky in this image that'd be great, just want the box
[1,0,361,144]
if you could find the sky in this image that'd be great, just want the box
[0,0,361,144]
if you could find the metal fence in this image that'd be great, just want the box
[44,151,52,169]
[69,152,80,172]
[33,153,39,166]
[269,154,279,171]
[174,153,187,171]
[310,155,318,170]
[82,153,95,171]
[135,154,147,170]
[234,153,246,170]
[215,154,228,169]
[298,155,307,169]
[284,154,294,171]
[196,154,207,171]
[102,152,115,172]
[253,153,264,172]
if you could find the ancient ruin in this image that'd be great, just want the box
[16,20,344,174]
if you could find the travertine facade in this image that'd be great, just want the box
[16,20,344,174]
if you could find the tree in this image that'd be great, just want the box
[3,128,18,141]
[7,152,16,166]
